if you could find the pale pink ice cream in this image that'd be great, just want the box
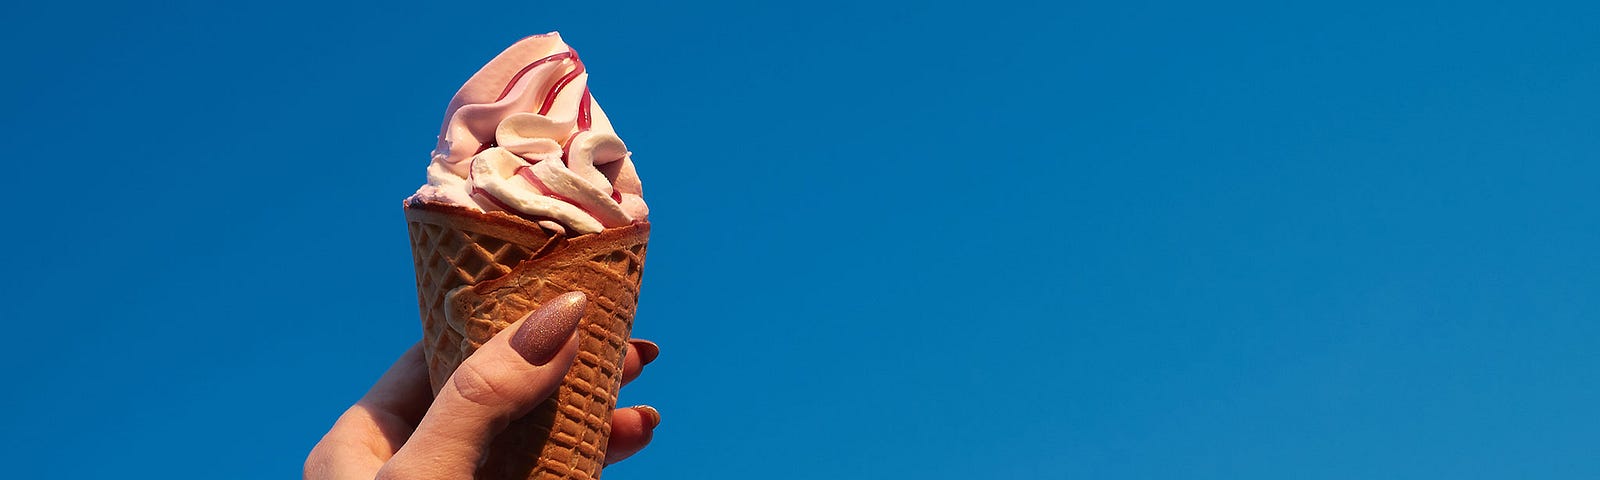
[409,32,647,234]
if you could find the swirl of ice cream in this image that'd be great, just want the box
[409,32,647,234]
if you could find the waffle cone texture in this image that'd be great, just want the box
[405,202,649,479]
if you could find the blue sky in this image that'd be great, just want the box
[2,1,1597,478]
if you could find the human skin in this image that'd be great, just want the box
[304,292,661,479]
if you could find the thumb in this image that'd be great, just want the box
[377,292,586,479]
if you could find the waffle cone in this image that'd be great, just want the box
[405,201,649,479]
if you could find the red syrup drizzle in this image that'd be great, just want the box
[476,47,614,221]
[514,165,584,207]
[577,88,593,131]
[537,52,584,116]
[497,51,574,102]
[471,187,518,213]
[511,163,615,224]
[475,49,592,154]
[472,186,564,231]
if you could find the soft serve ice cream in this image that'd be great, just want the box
[409,32,647,235]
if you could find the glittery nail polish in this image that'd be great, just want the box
[509,292,587,365]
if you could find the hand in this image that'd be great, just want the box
[305,292,662,479]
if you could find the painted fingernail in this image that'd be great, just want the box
[628,339,660,366]
[633,405,661,429]
[509,292,587,365]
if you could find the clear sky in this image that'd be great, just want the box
[2,1,1597,478]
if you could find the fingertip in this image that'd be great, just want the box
[634,405,661,429]
[509,292,587,365]
[605,406,659,465]
[621,339,658,386]
[629,339,660,366]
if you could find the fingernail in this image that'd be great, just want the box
[628,339,660,366]
[509,292,587,365]
[633,405,661,429]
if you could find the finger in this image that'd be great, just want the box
[605,405,661,465]
[379,292,588,479]
[306,342,431,479]
[620,339,659,387]
[357,342,435,426]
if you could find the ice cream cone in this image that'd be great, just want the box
[405,201,649,479]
